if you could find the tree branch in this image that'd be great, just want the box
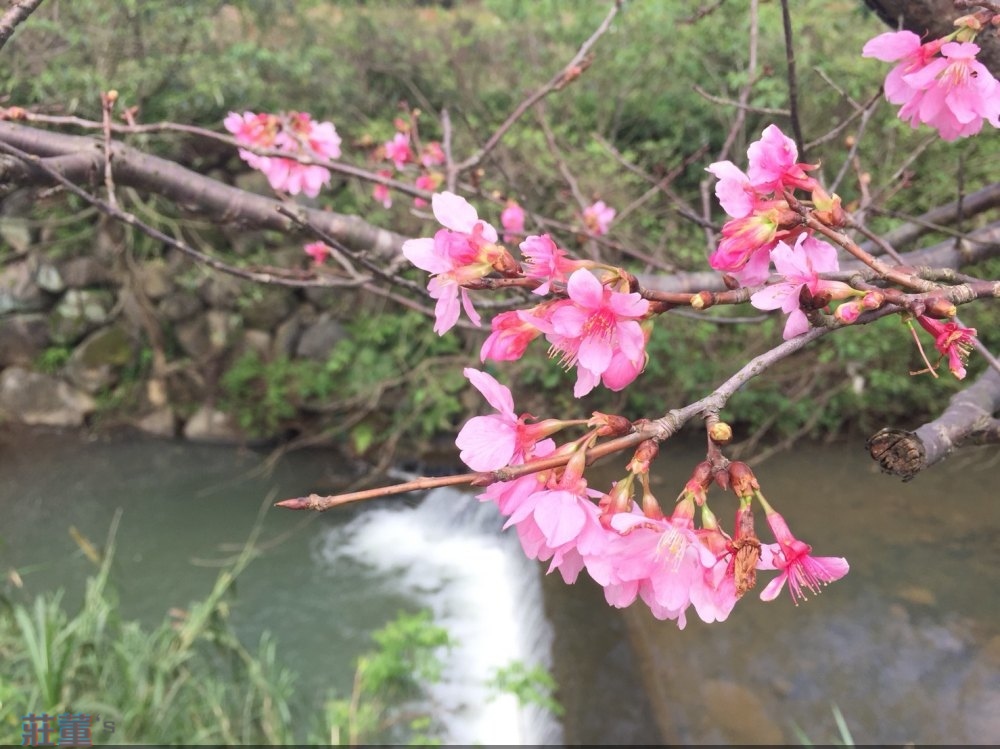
[0,0,44,52]
[867,367,1000,480]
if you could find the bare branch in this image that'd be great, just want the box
[868,367,1000,480]
[0,0,44,52]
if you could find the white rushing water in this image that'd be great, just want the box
[316,487,563,745]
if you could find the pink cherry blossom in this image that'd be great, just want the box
[413,173,440,208]
[862,30,945,106]
[582,200,616,236]
[864,32,999,140]
[303,241,331,265]
[480,310,543,362]
[525,269,649,397]
[758,510,849,604]
[916,315,978,379]
[384,131,414,170]
[420,141,446,168]
[402,192,508,334]
[224,110,341,198]
[455,368,563,471]
[746,124,817,192]
[706,160,755,218]
[750,235,855,339]
[900,42,1000,140]
[500,200,526,243]
[519,234,581,295]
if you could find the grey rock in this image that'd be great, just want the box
[197,274,244,309]
[64,324,135,393]
[158,290,203,322]
[0,314,49,367]
[206,310,240,351]
[241,286,294,330]
[138,260,174,300]
[49,289,115,345]
[242,329,273,358]
[0,260,50,315]
[0,367,96,427]
[295,312,346,361]
[58,256,116,288]
[134,407,176,438]
[174,315,212,360]
[34,263,65,293]
[272,314,303,358]
[183,405,244,443]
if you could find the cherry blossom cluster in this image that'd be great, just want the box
[706,124,845,288]
[402,192,650,396]
[223,110,341,197]
[457,369,849,628]
[369,116,446,209]
[862,13,1000,141]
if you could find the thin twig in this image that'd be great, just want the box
[779,0,805,159]
[452,0,622,174]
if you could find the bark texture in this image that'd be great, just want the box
[867,367,1000,480]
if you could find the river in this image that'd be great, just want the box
[1,426,997,744]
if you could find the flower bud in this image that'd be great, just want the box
[691,291,714,310]
[641,488,664,519]
[627,439,659,474]
[589,412,632,437]
[708,421,733,445]
[923,296,957,319]
[861,290,885,310]
[728,461,759,498]
[834,299,863,324]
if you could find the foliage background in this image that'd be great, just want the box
[2,0,997,456]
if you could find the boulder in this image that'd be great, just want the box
[0,259,50,315]
[49,289,115,345]
[137,260,174,300]
[0,314,50,368]
[206,310,241,351]
[0,367,96,426]
[58,256,116,288]
[197,273,244,309]
[158,289,203,322]
[174,315,212,360]
[64,324,135,393]
[133,407,176,438]
[241,329,273,358]
[241,285,294,330]
[296,312,346,361]
[34,262,65,294]
[183,404,244,443]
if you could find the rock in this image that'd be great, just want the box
[303,285,338,308]
[58,256,116,288]
[242,329,273,358]
[0,314,50,367]
[296,312,346,361]
[158,290,203,322]
[174,315,212,360]
[0,260,50,315]
[272,313,304,358]
[34,262,65,293]
[134,407,176,438]
[197,274,244,309]
[64,324,135,393]
[183,405,244,443]
[138,260,174,300]
[206,310,240,351]
[0,190,33,253]
[241,286,294,330]
[0,367,96,426]
[49,289,115,345]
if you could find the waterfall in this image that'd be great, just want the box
[316,486,563,745]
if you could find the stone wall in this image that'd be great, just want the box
[0,210,352,444]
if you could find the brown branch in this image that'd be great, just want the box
[0,0,44,52]
[779,0,805,159]
[867,367,1000,481]
[276,325,834,511]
